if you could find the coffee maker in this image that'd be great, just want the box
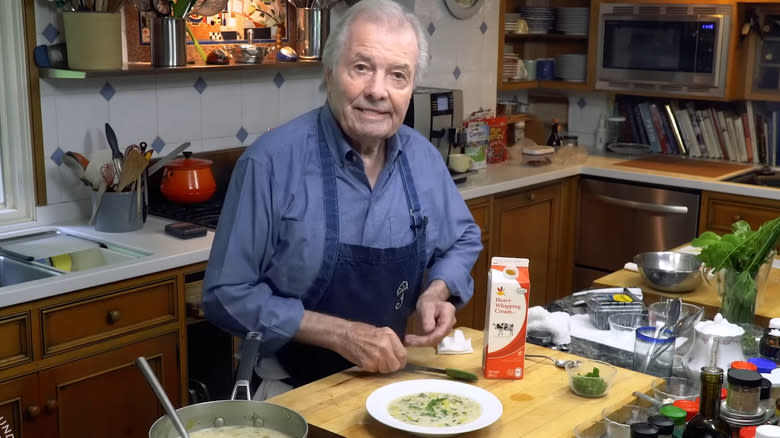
[403,87,464,164]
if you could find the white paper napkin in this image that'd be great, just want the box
[437,329,473,354]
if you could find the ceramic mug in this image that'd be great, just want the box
[524,59,537,80]
[536,58,555,80]
[448,154,474,173]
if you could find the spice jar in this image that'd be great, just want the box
[727,368,763,415]
[648,414,675,438]
[659,405,687,435]
[631,422,660,438]
[760,378,773,414]
[733,361,760,371]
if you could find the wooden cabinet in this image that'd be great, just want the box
[453,178,577,330]
[699,190,780,235]
[743,4,780,101]
[456,197,492,330]
[498,0,592,92]
[38,334,179,438]
[491,178,576,307]
[0,374,42,437]
[0,263,205,438]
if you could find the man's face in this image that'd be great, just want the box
[326,17,418,146]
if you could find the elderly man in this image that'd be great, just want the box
[203,0,482,397]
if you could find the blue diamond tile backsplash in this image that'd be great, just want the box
[35,0,551,206]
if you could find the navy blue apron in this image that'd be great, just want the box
[275,120,428,387]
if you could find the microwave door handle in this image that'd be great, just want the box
[592,193,689,215]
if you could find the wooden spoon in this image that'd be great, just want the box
[116,149,149,193]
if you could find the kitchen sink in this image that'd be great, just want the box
[725,168,780,187]
[0,255,62,287]
[0,229,150,287]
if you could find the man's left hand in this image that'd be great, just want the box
[404,280,456,347]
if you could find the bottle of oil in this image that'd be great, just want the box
[547,118,562,147]
[682,367,731,438]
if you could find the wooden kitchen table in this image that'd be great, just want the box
[593,261,780,327]
[267,327,658,437]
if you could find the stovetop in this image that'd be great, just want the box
[148,200,223,229]
[145,146,247,230]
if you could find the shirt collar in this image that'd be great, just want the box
[318,103,403,167]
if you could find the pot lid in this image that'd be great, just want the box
[166,151,213,170]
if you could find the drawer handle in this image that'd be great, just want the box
[528,192,536,201]
[27,405,40,419]
[107,310,121,323]
[45,399,58,413]
[732,215,742,222]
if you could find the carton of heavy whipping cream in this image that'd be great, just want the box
[483,257,530,379]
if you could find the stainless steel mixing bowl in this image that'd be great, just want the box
[633,252,703,292]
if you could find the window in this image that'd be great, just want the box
[0,1,37,225]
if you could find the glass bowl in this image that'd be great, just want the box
[651,377,699,404]
[565,359,617,398]
[602,404,652,438]
[608,312,648,332]
[574,418,607,438]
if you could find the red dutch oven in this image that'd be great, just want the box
[160,151,217,204]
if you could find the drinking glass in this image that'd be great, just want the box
[633,326,675,378]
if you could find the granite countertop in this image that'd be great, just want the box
[0,151,776,309]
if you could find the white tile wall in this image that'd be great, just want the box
[35,0,607,205]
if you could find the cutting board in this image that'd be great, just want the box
[268,327,658,437]
[614,156,752,178]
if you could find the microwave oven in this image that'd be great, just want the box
[595,3,732,98]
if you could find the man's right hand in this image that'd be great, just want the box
[340,321,408,373]
[295,311,408,374]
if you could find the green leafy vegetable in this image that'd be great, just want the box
[571,366,607,397]
[692,217,780,323]
[693,217,780,274]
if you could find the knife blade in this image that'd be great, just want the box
[147,141,191,176]
[404,364,478,382]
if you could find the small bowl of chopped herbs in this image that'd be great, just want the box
[565,359,617,398]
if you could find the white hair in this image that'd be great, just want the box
[319,0,429,91]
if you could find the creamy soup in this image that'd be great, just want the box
[388,392,482,427]
[188,425,293,438]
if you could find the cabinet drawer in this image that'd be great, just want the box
[41,279,178,356]
[0,312,32,370]
[703,198,780,234]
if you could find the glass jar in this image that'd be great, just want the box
[648,414,675,438]
[727,368,763,415]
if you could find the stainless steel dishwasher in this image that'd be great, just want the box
[574,176,701,290]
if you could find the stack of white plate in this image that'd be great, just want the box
[517,7,555,34]
[555,53,587,82]
[504,13,524,33]
[556,7,589,35]
[503,53,520,81]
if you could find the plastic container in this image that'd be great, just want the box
[585,290,645,330]
[750,358,778,373]
[521,145,555,166]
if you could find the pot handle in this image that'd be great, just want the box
[230,331,262,401]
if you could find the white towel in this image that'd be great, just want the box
[527,306,571,345]
[437,329,473,354]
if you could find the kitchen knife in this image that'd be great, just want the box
[104,123,123,178]
[147,141,192,176]
[404,364,478,382]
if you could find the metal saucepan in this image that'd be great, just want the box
[145,332,308,438]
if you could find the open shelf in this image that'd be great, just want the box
[39,59,323,79]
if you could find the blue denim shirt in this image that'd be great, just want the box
[202,104,482,356]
